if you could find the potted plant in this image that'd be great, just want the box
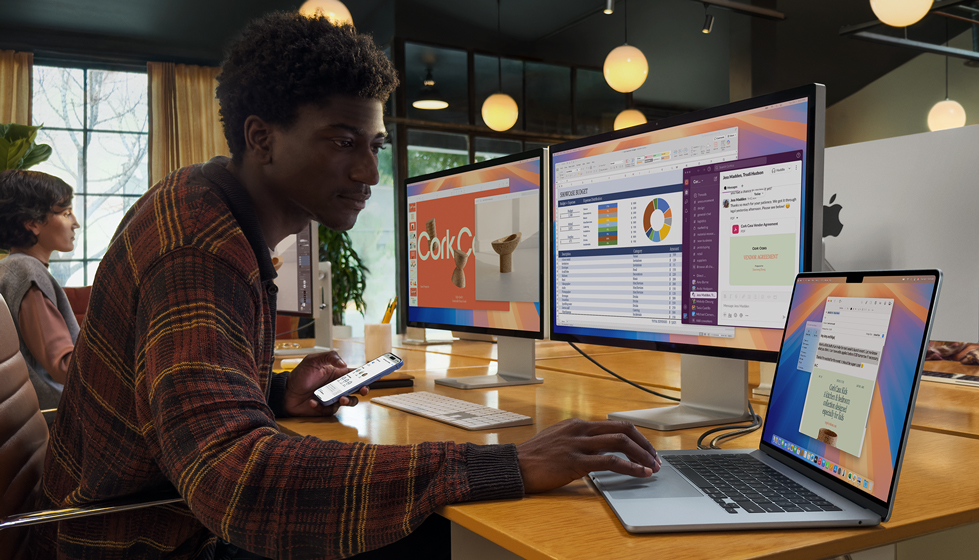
[1,123,52,171]
[1,123,53,259]
[318,225,369,338]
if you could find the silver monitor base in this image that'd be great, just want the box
[608,354,753,431]
[436,336,542,389]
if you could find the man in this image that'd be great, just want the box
[33,11,660,559]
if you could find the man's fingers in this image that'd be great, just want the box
[575,433,660,472]
[580,453,654,479]
[580,421,658,454]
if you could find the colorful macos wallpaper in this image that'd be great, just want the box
[405,156,542,335]
[551,98,813,352]
[763,275,937,503]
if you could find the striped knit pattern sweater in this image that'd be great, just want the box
[31,157,523,559]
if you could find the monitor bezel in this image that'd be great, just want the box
[398,148,547,340]
[547,83,825,363]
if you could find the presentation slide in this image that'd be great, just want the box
[410,180,511,312]
[797,297,894,457]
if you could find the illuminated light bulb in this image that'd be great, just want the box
[299,0,353,25]
[481,93,519,131]
[613,109,647,130]
[603,44,648,93]
[869,0,933,27]
[927,99,966,131]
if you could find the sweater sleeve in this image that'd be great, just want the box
[18,284,73,384]
[135,248,523,559]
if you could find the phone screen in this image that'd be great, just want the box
[314,353,402,405]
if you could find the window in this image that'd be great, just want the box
[343,141,396,337]
[31,66,149,287]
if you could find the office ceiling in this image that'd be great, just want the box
[1,0,974,114]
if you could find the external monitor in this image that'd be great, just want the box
[550,84,825,430]
[272,221,332,355]
[399,149,547,388]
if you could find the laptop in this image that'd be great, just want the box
[590,270,942,532]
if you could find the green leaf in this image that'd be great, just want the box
[2,123,40,143]
[20,143,52,169]
[0,123,46,171]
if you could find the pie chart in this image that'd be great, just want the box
[643,198,672,242]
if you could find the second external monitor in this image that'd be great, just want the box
[400,149,546,388]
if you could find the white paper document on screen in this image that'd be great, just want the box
[797,297,894,457]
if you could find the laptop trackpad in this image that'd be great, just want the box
[596,466,702,500]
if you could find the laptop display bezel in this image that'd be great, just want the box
[758,269,942,521]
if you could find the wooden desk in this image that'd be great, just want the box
[278,362,979,560]
[392,337,643,362]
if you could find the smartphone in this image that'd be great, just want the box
[313,352,403,406]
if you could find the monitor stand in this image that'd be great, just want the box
[608,354,752,431]
[435,336,543,389]
[402,327,456,345]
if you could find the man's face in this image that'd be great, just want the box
[264,96,387,232]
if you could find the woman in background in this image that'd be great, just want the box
[0,169,80,410]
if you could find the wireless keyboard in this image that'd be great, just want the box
[370,391,533,430]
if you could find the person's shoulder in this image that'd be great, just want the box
[112,162,255,274]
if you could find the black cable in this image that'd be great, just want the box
[568,342,680,402]
[567,342,764,448]
[697,401,763,450]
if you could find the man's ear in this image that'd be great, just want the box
[242,115,274,165]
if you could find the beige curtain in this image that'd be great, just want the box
[148,62,229,186]
[0,50,33,125]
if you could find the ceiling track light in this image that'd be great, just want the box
[605,0,615,14]
[702,5,715,34]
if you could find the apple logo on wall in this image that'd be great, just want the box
[823,194,844,237]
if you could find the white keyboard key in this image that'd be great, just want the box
[371,391,533,430]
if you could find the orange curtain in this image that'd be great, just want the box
[0,50,32,125]
[148,62,229,186]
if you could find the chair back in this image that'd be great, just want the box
[0,293,50,557]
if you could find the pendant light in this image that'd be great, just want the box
[412,68,449,110]
[928,21,966,131]
[604,0,648,93]
[299,0,353,25]
[869,0,933,27]
[481,0,519,131]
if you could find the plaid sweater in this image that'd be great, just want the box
[32,157,524,559]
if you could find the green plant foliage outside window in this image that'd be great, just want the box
[319,226,370,326]
[0,123,52,171]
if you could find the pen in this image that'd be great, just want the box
[381,297,397,324]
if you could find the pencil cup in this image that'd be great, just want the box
[364,323,393,361]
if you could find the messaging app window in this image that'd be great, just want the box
[797,297,894,458]
[681,151,803,328]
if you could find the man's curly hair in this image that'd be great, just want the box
[0,170,73,250]
[217,11,399,161]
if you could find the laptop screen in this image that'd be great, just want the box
[761,272,940,507]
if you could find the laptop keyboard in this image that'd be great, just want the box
[665,454,844,514]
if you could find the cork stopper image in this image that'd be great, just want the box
[817,428,838,447]
[425,218,437,251]
[491,232,522,273]
[450,248,469,288]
